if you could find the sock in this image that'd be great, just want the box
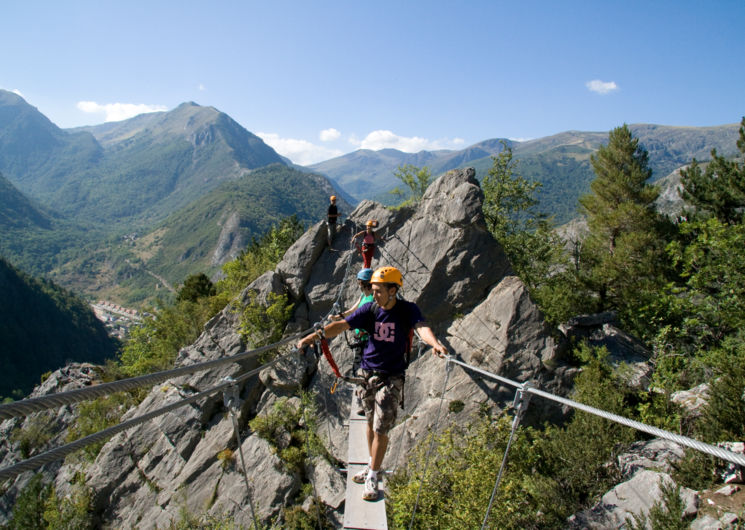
[368,468,378,481]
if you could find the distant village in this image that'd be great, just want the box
[91,301,143,339]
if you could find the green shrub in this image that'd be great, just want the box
[10,412,53,459]
[8,473,50,529]
[238,291,293,348]
[66,391,141,460]
[42,478,95,529]
[248,393,322,474]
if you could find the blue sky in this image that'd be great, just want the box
[2,1,743,165]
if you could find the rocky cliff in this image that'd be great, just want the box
[0,168,586,526]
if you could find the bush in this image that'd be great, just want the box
[248,393,323,473]
[42,478,95,529]
[66,391,142,460]
[387,414,565,529]
[10,412,53,459]
[238,291,293,348]
[8,474,50,529]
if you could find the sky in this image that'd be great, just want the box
[2,1,743,166]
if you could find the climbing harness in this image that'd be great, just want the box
[222,377,262,530]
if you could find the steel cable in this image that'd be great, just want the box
[408,357,453,530]
[0,327,315,421]
[447,357,745,468]
[0,348,298,482]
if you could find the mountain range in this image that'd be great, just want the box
[311,125,741,221]
[0,88,741,306]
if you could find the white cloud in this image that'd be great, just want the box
[586,79,619,95]
[257,132,344,166]
[198,84,206,91]
[350,130,464,152]
[76,101,168,122]
[319,128,341,142]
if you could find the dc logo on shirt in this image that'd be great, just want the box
[374,322,395,342]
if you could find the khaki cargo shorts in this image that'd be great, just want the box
[355,371,404,435]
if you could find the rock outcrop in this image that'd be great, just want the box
[0,168,578,527]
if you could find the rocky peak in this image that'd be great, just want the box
[1,168,576,527]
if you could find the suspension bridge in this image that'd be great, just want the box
[1,220,744,528]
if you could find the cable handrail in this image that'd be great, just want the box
[446,356,745,468]
[0,326,315,421]
[0,347,298,482]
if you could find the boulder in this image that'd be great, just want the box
[671,383,710,416]
[569,470,698,529]
[617,438,686,479]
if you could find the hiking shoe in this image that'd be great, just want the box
[362,473,378,501]
[352,466,369,484]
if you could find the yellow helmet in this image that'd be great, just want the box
[366,220,374,227]
[330,195,337,201]
[371,266,402,287]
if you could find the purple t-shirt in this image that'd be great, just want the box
[345,299,424,374]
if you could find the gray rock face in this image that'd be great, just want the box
[1,168,579,527]
[617,438,685,479]
[671,383,710,416]
[211,210,246,266]
[569,470,698,529]
[0,363,102,525]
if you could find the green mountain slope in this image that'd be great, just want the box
[0,90,103,203]
[311,124,741,224]
[50,164,344,305]
[0,172,98,275]
[0,256,118,399]
[140,163,341,287]
[0,172,52,230]
[0,92,288,228]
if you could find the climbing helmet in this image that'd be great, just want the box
[371,266,402,287]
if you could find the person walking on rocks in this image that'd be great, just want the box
[297,266,447,501]
[352,220,377,268]
[326,195,339,247]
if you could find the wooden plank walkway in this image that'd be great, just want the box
[343,393,388,530]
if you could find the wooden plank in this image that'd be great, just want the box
[343,392,387,529]
[348,419,370,465]
[343,464,388,530]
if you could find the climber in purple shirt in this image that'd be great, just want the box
[297,266,446,501]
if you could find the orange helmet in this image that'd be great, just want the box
[371,266,402,287]
[366,220,374,227]
[330,195,337,201]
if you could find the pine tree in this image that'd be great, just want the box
[482,141,579,324]
[680,117,745,224]
[577,125,667,333]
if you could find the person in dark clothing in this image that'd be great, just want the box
[327,195,339,246]
[297,266,446,501]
